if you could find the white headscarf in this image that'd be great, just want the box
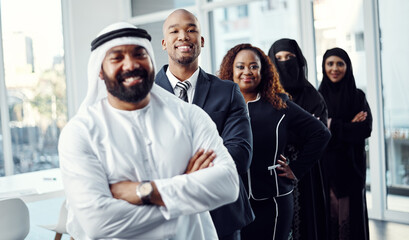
[78,22,156,114]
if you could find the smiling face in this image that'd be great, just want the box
[100,44,154,106]
[232,49,262,95]
[162,9,204,67]
[324,55,347,83]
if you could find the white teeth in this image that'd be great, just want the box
[124,76,141,83]
[178,46,190,50]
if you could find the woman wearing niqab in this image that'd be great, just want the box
[268,38,329,240]
[318,47,372,240]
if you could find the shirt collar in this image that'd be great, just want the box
[247,93,261,103]
[166,67,200,90]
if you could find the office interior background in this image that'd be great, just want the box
[0,0,408,238]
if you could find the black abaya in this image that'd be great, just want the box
[269,38,329,240]
[318,47,372,240]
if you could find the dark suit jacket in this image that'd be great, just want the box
[156,65,254,237]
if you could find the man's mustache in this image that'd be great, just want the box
[117,68,147,81]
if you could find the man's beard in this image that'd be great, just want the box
[103,68,154,104]
[173,55,195,65]
[170,47,200,65]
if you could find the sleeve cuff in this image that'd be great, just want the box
[154,177,184,220]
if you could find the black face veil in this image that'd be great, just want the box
[268,38,309,91]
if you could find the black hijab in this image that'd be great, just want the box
[268,39,327,126]
[268,38,310,93]
[318,47,358,121]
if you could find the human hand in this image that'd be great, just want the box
[110,181,139,204]
[351,111,367,122]
[276,154,296,180]
[185,148,216,174]
[327,118,332,129]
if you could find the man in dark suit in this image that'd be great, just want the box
[156,9,254,240]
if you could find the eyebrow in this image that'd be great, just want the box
[235,62,259,65]
[107,46,145,55]
[133,46,146,51]
[167,23,197,29]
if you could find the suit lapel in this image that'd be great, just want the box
[155,65,174,94]
[156,66,210,108]
[193,68,211,108]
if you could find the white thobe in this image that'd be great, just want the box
[58,84,239,240]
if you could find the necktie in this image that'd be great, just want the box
[176,81,191,102]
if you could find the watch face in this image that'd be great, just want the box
[140,182,153,195]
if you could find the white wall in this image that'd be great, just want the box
[62,0,131,118]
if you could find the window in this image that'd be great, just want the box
[0,0,67,176]
[137,21,168,72]
[379,0,409,213]
[131,0,195,16]
[312,0,371,206]
[0,116,4,175]
[355,32,365,52]
[313,0,367,89]
[210,0,301,73]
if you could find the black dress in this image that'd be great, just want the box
[241,94,330,240]
[319,47,372,240]
[269,38,329,240]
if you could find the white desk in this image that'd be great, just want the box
[0,168,64,202]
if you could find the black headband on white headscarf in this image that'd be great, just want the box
[78,22,156,114]
[91,28,152,51]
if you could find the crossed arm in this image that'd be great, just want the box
[327,111,368,130]
[110,148,217,206]
[59,103,239,239]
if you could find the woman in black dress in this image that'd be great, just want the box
[218,43,331,240]
[268,38,329,240]
[318,47,372,240]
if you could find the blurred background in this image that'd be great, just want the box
[0,0,407,238]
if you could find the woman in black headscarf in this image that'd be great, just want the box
[268,38,329,240]
[318,47,372,240]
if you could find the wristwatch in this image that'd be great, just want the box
[136,181,153,205]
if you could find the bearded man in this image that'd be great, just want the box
[58,22,239,240]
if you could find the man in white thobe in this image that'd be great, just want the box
[58,22,239,240]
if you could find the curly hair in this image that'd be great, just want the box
[218,43,287,109]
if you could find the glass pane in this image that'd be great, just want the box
[210,0,301,73]
[137,21,167,74]
[313,0,367,90]
[312,0,371,208]
[379,0,409,213]
[0,0,67,174]
[131,0,195,16]
[0,113,3,176]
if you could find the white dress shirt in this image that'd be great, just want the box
[59,84,239,240]
[166,67,200,103]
